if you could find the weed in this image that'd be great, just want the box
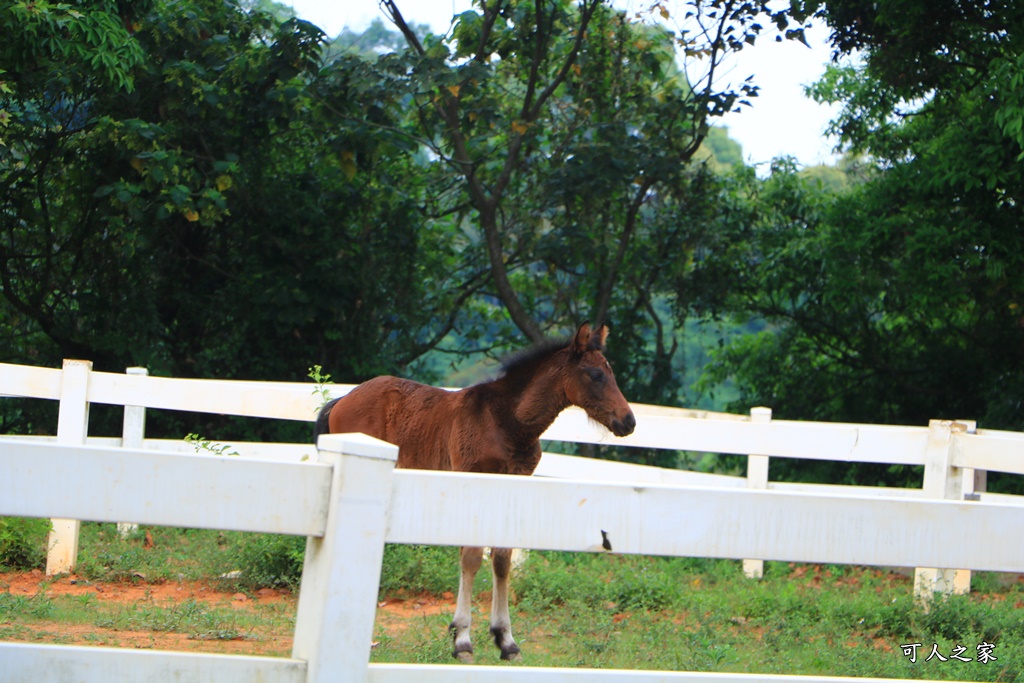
[515,555,607,609]
[0,517,51,570]
[920,594,996,642]
[0,593,57,620]
[193,627,248,641]
[72,593,97,608]
[76,542,147,582]
[0,593,32,619]
[226,533,306,590]
[867,594,916,638]
[74,525,239,583]
[377,545,459,598]
[308,365,334,410]
[102,599,197,631]
[0,624,31,639]
[611,565,677,611]
[184,432,240,457]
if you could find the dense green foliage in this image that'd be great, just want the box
[701,1,1024,441]
[0,1,453,387]
[1,1,1022,474]
[0,0,814,444]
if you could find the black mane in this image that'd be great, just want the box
[498,337,569,379]
[496,327,606,380]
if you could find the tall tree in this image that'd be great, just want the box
[353,0,813,405]
[0,0,464,438]
[704,1,1024,442]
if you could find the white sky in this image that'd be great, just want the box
[286,0,842,168]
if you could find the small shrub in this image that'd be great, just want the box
[920,593,994,641]
[0,517,51,570]
[228,533,306,589]
[515,552,610,609]
[0,593,30,620]
[866,594,915,638]
[739,580,778,620]
[75,538,146,581]
[378,545,459,597]
[611,566,677,611]
[225,538,460,593]
[0,592,56,620]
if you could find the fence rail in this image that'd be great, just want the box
[3,440,332,535]
[3,359,1024,683]
[3,431,1021,682]
[3,360,1024,583]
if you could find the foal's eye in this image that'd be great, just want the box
[586,368,605,383]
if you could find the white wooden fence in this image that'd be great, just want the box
[3,360,1018,595]
[6,360,1015,593]
[3,427,1024,682]
[3,359,1024,683]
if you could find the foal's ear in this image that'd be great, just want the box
[571,322,608,355]
[571,322,593,356]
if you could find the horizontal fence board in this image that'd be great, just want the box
[629,402,748,421]
[86,370,345,421]
[385,470,1024,572]
[9,361,1020,471]
[0,362,63,400]
[953,431,1024,475]
[768,481,926,499]
[0,435,121,447]
[142,438,321,462]
[536,452,745,488]
[0,437,935,500]
[0,643,306,683]
[542,410,931,465]
[368,663,968,683]
[980,491,1024,507]
[3,436,322,462]
[0,441,331,536]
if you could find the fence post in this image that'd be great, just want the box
[292,433,398,683]
[914,419,975,603]
[46,359,92,575]
[952,422,982,595]
[117,367,148,539]
[743,406,772,579]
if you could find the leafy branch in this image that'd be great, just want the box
[184,434,239,457]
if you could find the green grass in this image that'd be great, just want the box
[0,590,291,643]
[3,519,1024,680]
[95,598,256,640]
[73,524,310,589]
[369,552,1024,679]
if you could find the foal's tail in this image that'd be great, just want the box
[313,397,341,443]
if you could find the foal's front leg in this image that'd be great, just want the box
[451,546,483,662]
[489,547,521,661]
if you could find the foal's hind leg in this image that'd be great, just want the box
[489,547,521,660]
[450,546,483,662]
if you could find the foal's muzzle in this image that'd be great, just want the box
[611,412,636,437]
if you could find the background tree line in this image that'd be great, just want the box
[1,1,1022,485]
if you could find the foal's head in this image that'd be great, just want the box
[560,323,636,437]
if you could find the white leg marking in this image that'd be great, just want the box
[451,546,482,662]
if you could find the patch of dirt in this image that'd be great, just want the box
[1,571,296,656]
[374,591,459,638]
[3,570,291,608]
[0,572,458,656]
[10,621,295,656]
